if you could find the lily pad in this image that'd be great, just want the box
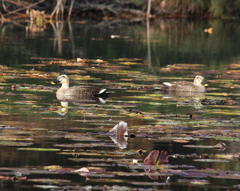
[18,148,61,151]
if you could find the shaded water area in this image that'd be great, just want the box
[1,19,240,190]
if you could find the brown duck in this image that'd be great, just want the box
[54,74,109,99]
[155,75,206,93]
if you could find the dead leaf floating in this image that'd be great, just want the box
[143,150,168,180]
[144,150,168,165]
[213,142,226,150]
[74,167,89,177]
[204,28,213,34]
[108,121,128,149]
[184,142,226,151]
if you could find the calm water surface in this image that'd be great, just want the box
[0,19,240,190]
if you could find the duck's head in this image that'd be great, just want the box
[193,75,205,86]
[54,74,69,85]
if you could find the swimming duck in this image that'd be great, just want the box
[54,74,109,99]
[155,75,206,93]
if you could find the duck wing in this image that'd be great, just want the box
[67,86,109,97]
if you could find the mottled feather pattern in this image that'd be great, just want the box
[55,75,109,98]
[155,75,206,93]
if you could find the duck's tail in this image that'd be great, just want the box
[98,89,110,97]
[153,84,168,91]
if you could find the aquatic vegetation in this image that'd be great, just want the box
[1,48,240,191]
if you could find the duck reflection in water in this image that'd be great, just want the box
[56,96,108,116]
[54,74,110,115]
[160,91,205,109]
[154,75,207,109]
[154,75,206,93]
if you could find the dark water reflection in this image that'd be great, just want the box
[1,19,240,190]
[1,19,240,69]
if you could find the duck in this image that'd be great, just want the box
[54,74,110,99]
[154,75,206,93]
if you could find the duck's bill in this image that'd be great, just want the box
[52,80,60,84]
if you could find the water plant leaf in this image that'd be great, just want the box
[28,178,71,184]
[18,148,61,151]
[44,165,62,171]
[74,167,89,176]
[144,150,168,165]
[193,159,229,162]
[0,141,33,146]
[178,179,209,185]
[183,142,226,150]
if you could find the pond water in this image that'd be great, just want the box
[1,19,240,190]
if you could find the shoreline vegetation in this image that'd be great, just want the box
[1,0,240,24]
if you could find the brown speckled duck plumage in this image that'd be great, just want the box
[54,74,109,98]
[155,75,206,93]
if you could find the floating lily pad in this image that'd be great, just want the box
[0,141,33,146]
[178,179,209,185]
[28,178,71,184]
[18,148,61,151]
[193,159,229,162]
